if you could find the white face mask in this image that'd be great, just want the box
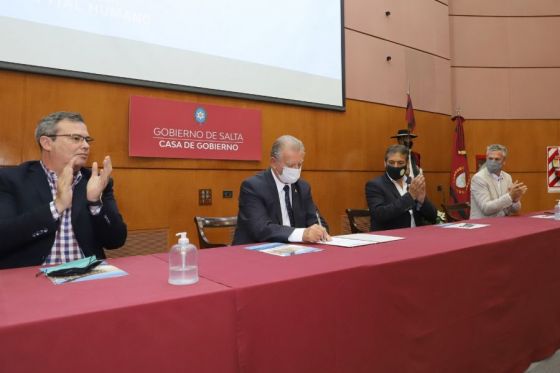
[277,166,301,184]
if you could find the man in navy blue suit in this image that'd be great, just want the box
[233,135,329,245]
[0,111,127,269]
[365,144,437,231]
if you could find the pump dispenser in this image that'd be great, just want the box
[168,232,199,285]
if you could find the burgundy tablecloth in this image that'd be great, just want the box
[178,215,560,373]
[4,216,560,373]
[0,255,238,373]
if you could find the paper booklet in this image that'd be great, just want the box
[40,263,128,285]
[336,233,405,243]
[439,222,489,229]
[245,242,322,256]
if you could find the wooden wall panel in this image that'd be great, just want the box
[452,68,560,119]
[450,0,560,16]
[345,29,451,115]
[346,0,450,58]
[112,168,254,247]
[451,17,560,67]
[450,17,510,67]
[345,30,407,109]
[0,71,26,165]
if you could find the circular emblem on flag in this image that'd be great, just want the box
[452,166,468,194]
[194,107,207,124]
[455,172,466,188]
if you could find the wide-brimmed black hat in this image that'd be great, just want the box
[391,129,418,138]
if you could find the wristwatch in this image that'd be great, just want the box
[87,199,103,207]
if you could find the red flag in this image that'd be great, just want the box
[406,94,416,132]
[449,115,470,204]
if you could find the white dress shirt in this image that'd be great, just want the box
[388,174,416,228]
[491,171,521,212]
[491,172,503,193]
[270,169,305,242]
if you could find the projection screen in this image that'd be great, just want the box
[0,0,345,110]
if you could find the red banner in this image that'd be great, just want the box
[405,93,416,132]
[129,96,261,161]
[449,115,470,204]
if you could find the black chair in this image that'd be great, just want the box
[345,208,371,234]
[441,203,470,222]
[193,216,238,249]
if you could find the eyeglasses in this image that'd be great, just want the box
[47,134,95,144]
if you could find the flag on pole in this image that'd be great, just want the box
[406,93,416,132]
[449,115,470,204]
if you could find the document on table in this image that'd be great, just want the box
[245,242,322,256]
[317,237,372,247]
[530,214,556,219]
[336,233,404,243]
[440,222,489,229]
[318,233,404,247]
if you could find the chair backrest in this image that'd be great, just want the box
[345,208,371,234]
[194,216,238,249]
[441,202,470,222]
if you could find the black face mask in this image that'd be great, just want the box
[386,164,407,180]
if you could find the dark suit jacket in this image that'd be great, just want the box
[365,173,437,231]
[232,169,328,245]
[0,161,127,269]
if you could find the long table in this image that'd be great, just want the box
[189,215,560,373]
[2,215,560,373]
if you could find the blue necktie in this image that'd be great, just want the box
[283,184,295,227]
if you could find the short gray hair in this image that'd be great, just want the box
[270,135,305,159]
[384,144,409,161]
[486,144,508,158]
[35,111,85,148]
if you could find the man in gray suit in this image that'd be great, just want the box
[470,144,528,219]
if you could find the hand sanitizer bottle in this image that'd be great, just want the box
[554,200,560,221]
[168,232,199,285]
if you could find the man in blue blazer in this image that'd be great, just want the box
[0,112,127,269]
[233,135,329,245]
[365,145,437,231]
